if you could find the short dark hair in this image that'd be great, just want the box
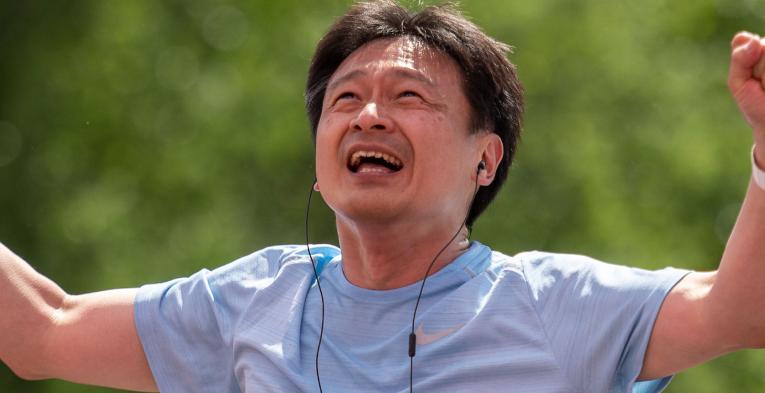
[305,0,524,227]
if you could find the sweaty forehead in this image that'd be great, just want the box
[329,37,461,84]
[380,37,420,67]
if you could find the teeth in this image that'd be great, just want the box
[350,150,403,169]
[358,166,389,174]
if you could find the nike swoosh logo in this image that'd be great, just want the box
[415,323,465,345]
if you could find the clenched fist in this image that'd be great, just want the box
[730,31,765,164]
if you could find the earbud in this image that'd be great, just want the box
[477,160,486,173]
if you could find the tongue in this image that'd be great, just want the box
[356,162,394,174]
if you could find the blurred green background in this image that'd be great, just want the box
[1,0,764,391]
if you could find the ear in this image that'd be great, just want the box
[313,182,321,192]
[477,133,503,187]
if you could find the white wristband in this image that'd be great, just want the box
[753,145,765,191]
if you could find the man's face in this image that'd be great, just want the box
[315,37,484,226]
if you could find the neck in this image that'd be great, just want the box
[336,215,470,290]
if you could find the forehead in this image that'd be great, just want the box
[329,37,464,87]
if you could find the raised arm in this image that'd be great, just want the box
[0,242,157,392]
[640,31,765,380]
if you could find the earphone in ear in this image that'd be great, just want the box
[477,160,486,173]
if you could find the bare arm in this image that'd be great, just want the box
[0,242,157,391]
[640,31,765,379]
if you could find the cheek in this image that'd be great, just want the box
[409,111,445,126]
[314,119,344,178]
[317,113,347,143]
[410,115,466,158]
[413,134,474,183]
[315,135,333,173]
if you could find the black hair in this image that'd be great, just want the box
[306,0,524,227]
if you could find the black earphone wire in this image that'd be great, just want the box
[306,165,483,393]
[409,167,482,393]
[305,179,325,393]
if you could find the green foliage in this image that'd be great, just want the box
[1,0,764,391]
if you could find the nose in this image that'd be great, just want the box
[350,102,393,132]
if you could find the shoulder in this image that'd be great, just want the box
[480,250,598,304]
[488,250,599,285]
[508,250,688,308]
[135,244,340,329]
[203,244,340,287]
[514,250,604,275]
[135,244,341,306]
[500,251,689,390]
[514,250,679,284]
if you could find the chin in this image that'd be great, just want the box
[330,198,408,225]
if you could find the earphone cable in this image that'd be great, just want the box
[305,179,325,393]
[409,172,481,393]
[306,170,481,393]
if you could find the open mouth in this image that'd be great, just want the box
[348,150,404,174]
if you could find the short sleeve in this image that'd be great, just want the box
[519,252,690,393]
[133,246,301,393]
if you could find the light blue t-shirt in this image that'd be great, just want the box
[134,241,689,392]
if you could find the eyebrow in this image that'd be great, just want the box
[326,68,435,93]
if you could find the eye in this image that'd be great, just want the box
[399,90,420,98]
[337,92,357,101]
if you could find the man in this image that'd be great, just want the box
[2,1,765,392]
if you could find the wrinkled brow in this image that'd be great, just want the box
[326,68,435,93]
